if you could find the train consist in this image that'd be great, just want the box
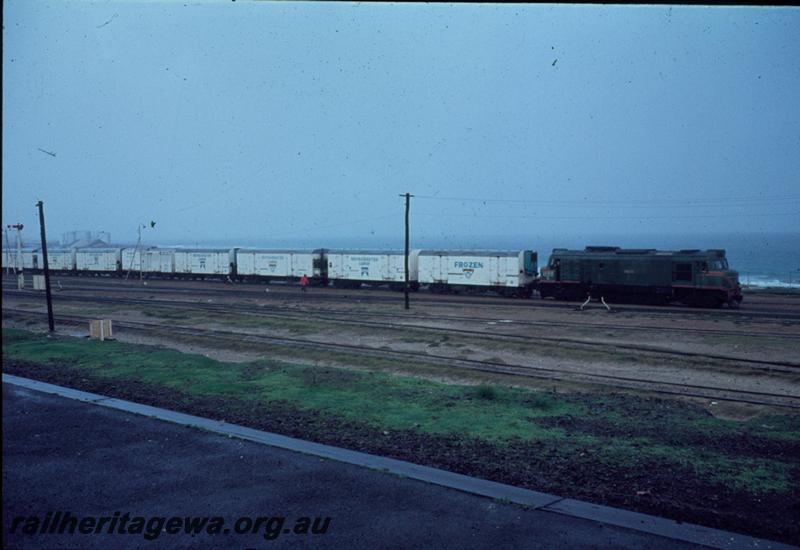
[3,244,742,307]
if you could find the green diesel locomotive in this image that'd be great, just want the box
[538,246,743,308]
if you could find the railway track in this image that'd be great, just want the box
[154,294,800,339]
[5,276,800,320]
[6,286,799,340]
[4,308,799,410]
[5,291,800,371]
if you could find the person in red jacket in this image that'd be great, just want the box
[300,274,309,292]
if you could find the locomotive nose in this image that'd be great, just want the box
[726,270,743,303]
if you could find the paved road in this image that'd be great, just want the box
[2,383,704,549]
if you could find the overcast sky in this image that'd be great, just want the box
[3,2,799,247]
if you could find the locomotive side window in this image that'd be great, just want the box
[673,263,693,281]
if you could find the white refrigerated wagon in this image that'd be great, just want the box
[44,249,77,272]
[234,249,326,284]
[121,248,142,273]
[75,248,121,274]
[143,249,176,274]
[17,248,76,272]
[174,248,234,278]
[121,248,175,276]
[326,250,419,289]
[417,250,537,297]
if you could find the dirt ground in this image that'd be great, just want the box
[4,288,800,410]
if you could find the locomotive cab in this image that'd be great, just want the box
[672,250,742,308]
[698,254,742,306]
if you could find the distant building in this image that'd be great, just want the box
[61,230,111,247]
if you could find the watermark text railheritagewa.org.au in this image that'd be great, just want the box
[9,511,331,541]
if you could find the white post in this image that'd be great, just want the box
[139,224,144,284]
[16,226,23,273]
[3,229,12,274]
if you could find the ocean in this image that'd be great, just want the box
[153,232,800,289]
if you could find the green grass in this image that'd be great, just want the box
[2,328,576,442]
[598,440,792,493]
[140,308,195,321]
[3,327,799,496]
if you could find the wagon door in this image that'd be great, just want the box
[388,255,398,282]
[432,255,444,283]
[328,254,341,280]
[419,254,438,284]
[489,256,501,286]
[293,254,309,279]
[161,251,175,273]
[382,255,391,281]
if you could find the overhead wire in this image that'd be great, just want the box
[413,194,800,207]
[414,211,800,220]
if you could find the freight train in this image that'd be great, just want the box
[2,244,742,307]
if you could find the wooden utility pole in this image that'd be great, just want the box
[399,192,413,310]
[36,201,55,332]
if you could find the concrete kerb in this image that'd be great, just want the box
[3,374,796,550]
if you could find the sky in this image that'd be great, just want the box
[3,1,799,249]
